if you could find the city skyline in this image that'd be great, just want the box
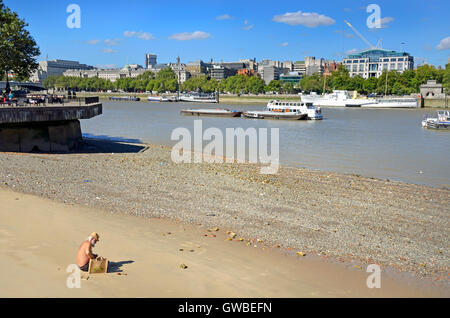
[6,0,450,68]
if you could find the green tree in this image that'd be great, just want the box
[0,0,40,81]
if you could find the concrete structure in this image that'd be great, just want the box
[169,60,191,84]
[31,59,94,83]
[0,102,102,152]
[293,61,306,76]
[343,49,414,79]
[186,60,207,77]
[145,53,157,69]
[260,65,280,84]
[420,80,446,99]
[282,61,294,72]
[305,56,324,76]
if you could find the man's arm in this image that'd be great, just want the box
[85,244,97,259]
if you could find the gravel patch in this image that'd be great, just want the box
[0,138,448,285]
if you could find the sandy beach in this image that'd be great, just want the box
[0,189,445,297]
[0,138,449,297]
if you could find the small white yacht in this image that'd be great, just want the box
[422,110,450,129]
[148,96,169,102]
[266,100,323,120]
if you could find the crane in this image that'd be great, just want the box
[344,20,375,49]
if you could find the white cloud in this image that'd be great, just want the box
[137,32,155,40]
[216,14,234,20]
[345,48,359,55]
[104,38,120,46]
[379,17,394,28]
[281,42,289,47]
[242,20,254,31]
[101,48,118,54]
[123,31,137,37]
[123,31,155,40]
[436,37,450,51]
[86,40,100,45]
[169,31,211,41]
[273,11,335,28]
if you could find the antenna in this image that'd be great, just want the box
[344,20,375,49]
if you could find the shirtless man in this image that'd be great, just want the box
[76,232,100,271]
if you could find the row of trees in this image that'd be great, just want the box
[298,64,450,95]
[44,63,450,96]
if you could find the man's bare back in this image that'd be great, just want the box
[76,232,99,268]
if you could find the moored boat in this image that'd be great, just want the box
[179,92,218,103]
[301,90,373,107]
[109,96,141,101]
[180,108,242,117]
[362,98,418,108]
[147,96,169,102]
[266,100,322,120]
[422,110,450,129]
[242,111,307,120]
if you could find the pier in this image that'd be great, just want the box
[0,99,102,152]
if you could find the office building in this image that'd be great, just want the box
[343,49,414,79]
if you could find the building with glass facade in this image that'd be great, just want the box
[343,49,414,79]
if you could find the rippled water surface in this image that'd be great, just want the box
[81,101,450,186]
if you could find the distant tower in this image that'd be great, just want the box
[176,56,180,65]
[145,53,157,69]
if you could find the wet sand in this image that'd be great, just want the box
[0,189,443,297]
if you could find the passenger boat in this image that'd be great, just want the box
[147,96,169,102]
[266,100,322,120]
[242,111,307,120]
[179,92,218,103]
[180,108,242,117]
[109,96,141,101]
[422,110,450,129]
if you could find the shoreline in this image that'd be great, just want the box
[1,188,445,297]
[0,138,449,295]
[72,92,450,107]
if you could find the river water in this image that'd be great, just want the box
[81,101,450,187]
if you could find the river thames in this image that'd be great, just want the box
[81,101,450,187]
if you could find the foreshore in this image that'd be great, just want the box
[0,138,449,296]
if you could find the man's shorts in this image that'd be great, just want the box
[79,263,89,272]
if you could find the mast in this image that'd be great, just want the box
[384,71,388,97]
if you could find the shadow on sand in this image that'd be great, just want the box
[107,260,135,273]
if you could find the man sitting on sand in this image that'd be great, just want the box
[76,232,100,272]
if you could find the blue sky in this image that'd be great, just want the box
[5,0,450,68]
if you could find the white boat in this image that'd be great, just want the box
[362,98,418,108]
[301,90,373,107]
[422,110,450,129]
[148,96,169,102]
[179,92,218,103]
[266,100,323,120]
[242,111,307,120]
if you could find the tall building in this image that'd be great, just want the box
[343,49,414,79]
[145,53,157,69]
[305,56,324,76]
[293,61,306,75]
[30,59,94,83]
[186,60,207,77]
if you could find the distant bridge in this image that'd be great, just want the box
[0,81,45,91]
